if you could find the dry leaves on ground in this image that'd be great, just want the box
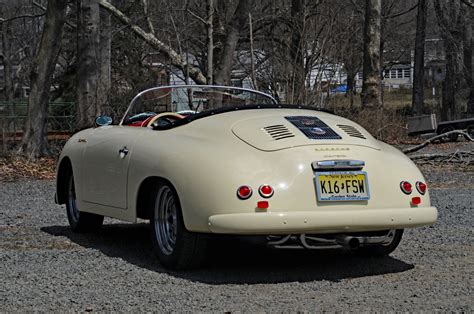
[0,157,57,182]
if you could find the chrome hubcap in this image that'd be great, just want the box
[67,176,80,222]
[154,186,178,255]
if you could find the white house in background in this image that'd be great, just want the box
[355,64,413,90]
[308,63,347,88]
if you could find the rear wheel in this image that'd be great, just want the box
[150,183,207,270]
[355,229,404,257]
[66,174,104,233]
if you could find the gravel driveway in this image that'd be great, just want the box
[0,168,472,311]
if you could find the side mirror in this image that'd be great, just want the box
[95,115,113,127]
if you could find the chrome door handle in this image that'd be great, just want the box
[119,146,129,157]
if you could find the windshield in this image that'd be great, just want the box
[120,85,277,126]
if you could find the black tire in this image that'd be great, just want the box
[66,173,104,233]
[150,183,207,270]
[355,229,404,257]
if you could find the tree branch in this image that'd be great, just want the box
[384,3,418,19]
[141,0,155,35]
[186,9,207,25]
[460,0,474,9]
[0,13,46,24]
[402,130,474,154]
[98,0,206,84]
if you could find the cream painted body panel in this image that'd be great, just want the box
[57,109,438,233]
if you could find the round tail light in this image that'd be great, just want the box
[237,185,252,200]
[400,181,412,194]
[258,184,274,198]
[416,181,427,195]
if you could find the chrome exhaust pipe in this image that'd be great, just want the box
[267,230,395,250]
[335,235,361,250]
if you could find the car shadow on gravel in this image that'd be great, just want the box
[41,223,414,285]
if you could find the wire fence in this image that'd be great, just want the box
[0,102,75,151]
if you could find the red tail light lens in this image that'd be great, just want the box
[416,181,427,195]
[258,184,274,198]
[400,181,412,194]
[257,201,269,209]
[411,196,421,205]
[237,185,252,200]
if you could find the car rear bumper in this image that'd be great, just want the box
[207,206,438,234]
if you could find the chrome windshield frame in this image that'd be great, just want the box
[119,85,278,125]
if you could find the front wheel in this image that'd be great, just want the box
[66,174,104,233]
[355,229,404,257]
[150,183,207,270]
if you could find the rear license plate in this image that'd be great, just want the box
[315,171,370,201]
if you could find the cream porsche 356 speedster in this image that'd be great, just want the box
[55,85,437,269]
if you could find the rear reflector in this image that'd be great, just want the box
[237,186,252,200]
[259,184,274,198]
[416,181,427,195]
[257,201,269,209]
[400,181,412,194]
[411,196,421,206]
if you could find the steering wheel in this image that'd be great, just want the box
[146,112,184,127]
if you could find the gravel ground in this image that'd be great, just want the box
[1,163,473,311]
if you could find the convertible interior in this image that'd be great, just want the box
[124,112,184,128]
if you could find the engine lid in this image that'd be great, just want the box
[231,115,381,151]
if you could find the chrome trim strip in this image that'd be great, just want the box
[312,159,365,170]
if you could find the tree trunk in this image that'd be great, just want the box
[98,8,111,113]
[206,0,214,85]
[433,0,463,120]
[1,22,14,105]
[442,40,457,120]
[19,0,67,159]
[463,7,473,115]
[345,70,357,107]
[289,0,305,104]
[361,0,382,108]
[213,0,251,86]
[412,0,427,115]
[249,12,257,89]
[76,0,101,130]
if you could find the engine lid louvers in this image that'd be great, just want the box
[337,124,366,139]
[262,124,295,140]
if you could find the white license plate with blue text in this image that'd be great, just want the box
[315,171,370,201]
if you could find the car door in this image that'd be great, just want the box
[81,125,145,209]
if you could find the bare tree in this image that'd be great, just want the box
[99,0,207,85]
[361,0,382,107]
[98,9,111,113]
[206,0,214,84]
[288,0,305,104]
[76,0,101,130]
[462,4,473,114]
[213,0,251,85]
[412,0,427,115]
[433,0,464,120]
[19,0,68,159]
[1,21,14,105]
